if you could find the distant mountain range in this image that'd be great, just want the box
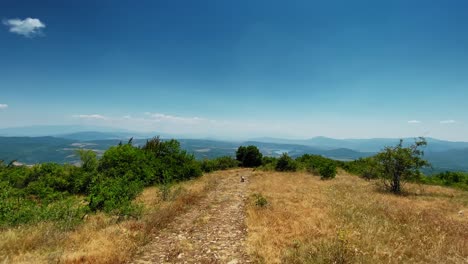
[250,136,468,153]
[0,126,467,173]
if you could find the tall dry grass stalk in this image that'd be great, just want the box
[246,170,468,263]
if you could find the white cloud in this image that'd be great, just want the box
[440,120,456,124]
[145,112,205,124]
[3,17,45,37]
[0,104,8,109]
[73,114,108,120]
[407,120,421,124]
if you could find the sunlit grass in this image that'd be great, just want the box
[246,170,468,263]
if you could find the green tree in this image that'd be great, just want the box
[143,137,202,182]
[76,149,98,172]
[375,137,429,194]
[275,153,297,172]
[319,162,337,179]
[236,145,263,167]
[98,144,156,184]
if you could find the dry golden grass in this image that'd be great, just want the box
[0,170,223,264]
[246,170,468,264]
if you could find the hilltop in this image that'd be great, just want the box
[1,131,468,172]
[1,169,467,263]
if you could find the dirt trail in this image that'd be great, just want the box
[129,169,252,264]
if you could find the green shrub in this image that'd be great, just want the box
[98,144,156,185]
[143,138,202,182]
[276,153,297,172]
[236,145,263,167]
[87,172,144,214]
[319,163,337,179]
[200,156,239,172]
[253,193,268,207]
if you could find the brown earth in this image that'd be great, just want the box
[129,169,253,264]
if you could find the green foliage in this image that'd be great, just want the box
[319,163,337,179]
[275,153,297,172]
[98,144,156,185]
[158,170,174,201]
[296,154,337,179]
[253,193,268,208]
[236,145,263,167]
[259,156,278,171]
[200,156,239,173]
[0,180,87,228]
[342,157,380,180]
[375,138,429,194]
[143,137,202,182]
[87,172,144,213]
[76,149,98,172]
[420,171,468,191]
[0,137,207,227]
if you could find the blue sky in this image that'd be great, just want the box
[1,0,468,140]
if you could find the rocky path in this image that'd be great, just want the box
[129,169,252,264]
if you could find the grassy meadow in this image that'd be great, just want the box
[246,170,468,263]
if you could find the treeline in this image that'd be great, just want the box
[238,141,468,192]
[1,138,467,228]
[236,146,339,179]
[0,137,238,228]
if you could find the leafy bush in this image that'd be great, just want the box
[421,171,468,191]
[143,138,202,182]
[253,193,268,207]
[236,145,263,167]
[0,181,87,228]
[319,163,337,179]
[200,156,239,173]
[98,144,156,185]
[276,153,297,172]
[87,172,144,214]
[342,157,380,180]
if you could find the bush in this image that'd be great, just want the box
[275,153,297,172]
[143,138,202,182]
[87,172,144,214]
[98,144,156,185]
[319,163,337,179]
[236,145,263,167]
[200,156,239,173]
[253,193,268,208]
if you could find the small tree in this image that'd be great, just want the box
[319,162,337,179]
[275,153,297,172]
[375,137,429,194]
[236,145,263,167]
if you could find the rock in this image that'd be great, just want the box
[227,259,239,264]
[458,210,464,216]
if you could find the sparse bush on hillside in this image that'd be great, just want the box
[276,153,297,172]
[143,137,202,182]
[253,193,268,207]
[295,154,338,179]
[342,157,380,180]
[200,156,239,173]
[87,172,144,215]
[236,145,263,167]
[98,143,156,185]
[158,170,175,201]
[375,137,429,194]
[258,156,278,171]
[421,171,468,191]
[319,163,337,179]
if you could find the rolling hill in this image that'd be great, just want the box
[1,134,467,172]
